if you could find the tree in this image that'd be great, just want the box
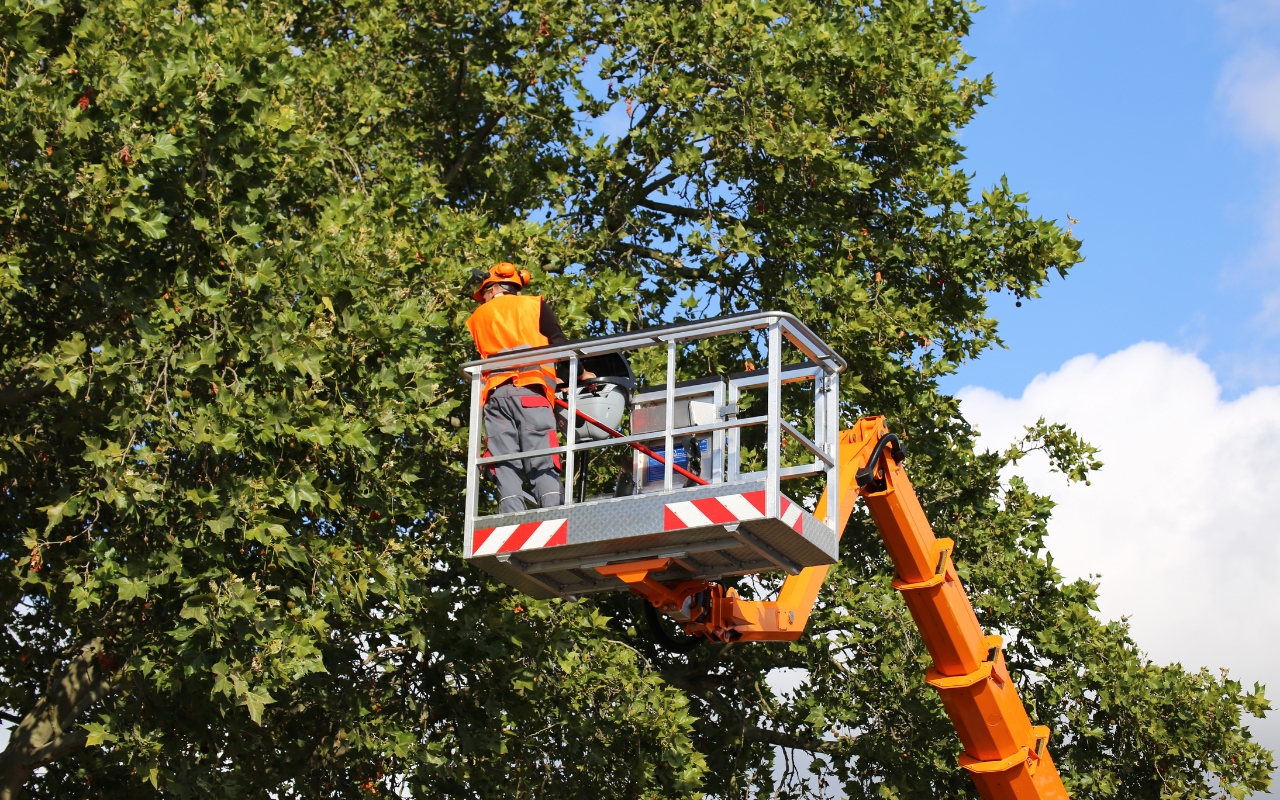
[0,0,1272,798]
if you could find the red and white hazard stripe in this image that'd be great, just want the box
[472,518,568,557]
[663,491,804,534]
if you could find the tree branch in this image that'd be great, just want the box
[661,642,733,688]
[0,638,119,800]
[598,104,665,230]
[610,102,662,163]
[638,172,681,196]
[440,114,502,189]
[744,726,847,754]
[20,731,87,766]
[337,147,369,196]
[0,383,54,410]
[637,198,757,229]
[1,594,21,626]
[607,243,705,281]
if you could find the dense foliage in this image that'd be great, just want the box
[0,0,1272,798]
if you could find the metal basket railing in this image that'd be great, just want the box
[459,311,848,543]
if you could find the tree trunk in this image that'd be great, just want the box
[0,638,114,800]
[0,383,53,409]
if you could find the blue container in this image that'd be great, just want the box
[646,438,709,483]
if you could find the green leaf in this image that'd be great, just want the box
[135,211,171,239]
[241,687,276,724]
[152,132,180,159]
[206,514,235,534]
[286,473,321,511]
[83,722,115,747]
[268,106,296,131]
[232,221,263,244]
[113,578,149,601]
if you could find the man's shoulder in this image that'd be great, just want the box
[470,294,543,324]
[496,294,544,312]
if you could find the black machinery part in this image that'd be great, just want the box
[854,433,906,492]
[642,600,703,654]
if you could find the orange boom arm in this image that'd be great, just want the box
[601,417,1069,800]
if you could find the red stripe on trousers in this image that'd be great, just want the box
[548,430,561,469]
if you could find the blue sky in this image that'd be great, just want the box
[941,0,1280,398]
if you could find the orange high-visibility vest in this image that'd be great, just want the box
[466,294,557,405]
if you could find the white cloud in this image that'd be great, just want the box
[1218,0,1280,35]
[959,342,1280,781]
[1219,45,1280,151]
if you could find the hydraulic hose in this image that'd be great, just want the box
[855,433,905,491]
[553,397,708,486]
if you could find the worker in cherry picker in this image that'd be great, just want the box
[466,262,590,513]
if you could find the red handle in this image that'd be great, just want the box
[554,397,708,487]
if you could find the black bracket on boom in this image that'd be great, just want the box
[855,433,906,493]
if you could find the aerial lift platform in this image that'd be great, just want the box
[460,312,1069,800]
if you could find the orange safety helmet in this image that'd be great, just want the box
[472,262,532,302]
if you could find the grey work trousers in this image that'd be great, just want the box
[484,383,563,514]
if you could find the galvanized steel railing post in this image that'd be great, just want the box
[813,367,826,467]
[765,321,782,518]
[726,378,741,484]
[564,354,579,507]
[825,370,840,530]
[464,369,484,554]
[664,339,677,491]
[711,379,726,483]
